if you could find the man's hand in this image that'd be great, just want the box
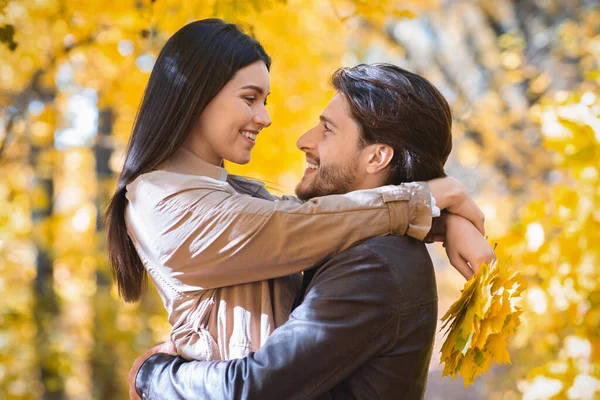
[128,341,177,400]
[427,177,485,236]
[427,213,496,279]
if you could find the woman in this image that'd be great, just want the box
[105,19,486,362]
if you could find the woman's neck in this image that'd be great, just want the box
[181,142,223,167]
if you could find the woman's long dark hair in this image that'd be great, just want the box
[104,19,271,302]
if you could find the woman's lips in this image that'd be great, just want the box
[240,132,256,146]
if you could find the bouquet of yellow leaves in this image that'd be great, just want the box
[440,258,526,386]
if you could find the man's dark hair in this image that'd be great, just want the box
[331,63,452,184]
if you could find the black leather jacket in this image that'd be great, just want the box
[136,235,438,400]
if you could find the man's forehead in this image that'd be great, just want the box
[321,93,352,123]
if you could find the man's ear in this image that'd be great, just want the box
[365,144,394,174]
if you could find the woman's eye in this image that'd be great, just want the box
[324,123,332,132]
[244,97,256,104]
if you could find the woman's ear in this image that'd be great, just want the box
[365,144,394,174]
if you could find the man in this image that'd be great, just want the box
[130,64,494,399]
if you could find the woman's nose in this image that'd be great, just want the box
[253,106,272,128]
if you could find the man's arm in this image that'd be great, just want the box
[135,246,413,400]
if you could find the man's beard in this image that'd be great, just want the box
[295,157,360,201]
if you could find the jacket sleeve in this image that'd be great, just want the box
[127,177,432,290]
[269,193,305,204]
[135,248,405,400]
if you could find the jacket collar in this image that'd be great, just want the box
[159,146,229,182]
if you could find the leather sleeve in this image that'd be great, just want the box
[136,248,404,400]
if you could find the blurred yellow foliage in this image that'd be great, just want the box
[0,0,599,399]
[491,86,600,399]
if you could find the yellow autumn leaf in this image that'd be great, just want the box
[440,257,526,387]
[486,334,511,364]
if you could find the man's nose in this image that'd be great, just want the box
[296,127,317,151]
[253,105,272,128]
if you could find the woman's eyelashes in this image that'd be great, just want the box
[243,96,268,106]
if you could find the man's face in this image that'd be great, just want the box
[295,93,366,200]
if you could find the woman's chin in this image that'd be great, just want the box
[225,153,252,165]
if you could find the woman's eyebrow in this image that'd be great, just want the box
[240,85,270,96]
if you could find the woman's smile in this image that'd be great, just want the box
[240,130,258,145]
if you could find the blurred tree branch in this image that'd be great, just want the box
[0,31,102,160]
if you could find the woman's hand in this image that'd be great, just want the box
[128,341,177,400]
[428,212,496,279]
[427,177,485,236]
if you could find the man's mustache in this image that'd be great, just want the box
[304,154,320,165]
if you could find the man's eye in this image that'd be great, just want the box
[324,123,332,132]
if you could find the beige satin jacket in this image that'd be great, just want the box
[124,147,433,361]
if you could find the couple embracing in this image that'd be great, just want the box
[104,18,494,400]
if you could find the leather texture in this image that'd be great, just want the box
[136,235,438,400]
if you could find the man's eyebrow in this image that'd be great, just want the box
[240,85,270,96]
[319,115,338,129]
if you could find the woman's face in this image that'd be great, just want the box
[185,60,271,166]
